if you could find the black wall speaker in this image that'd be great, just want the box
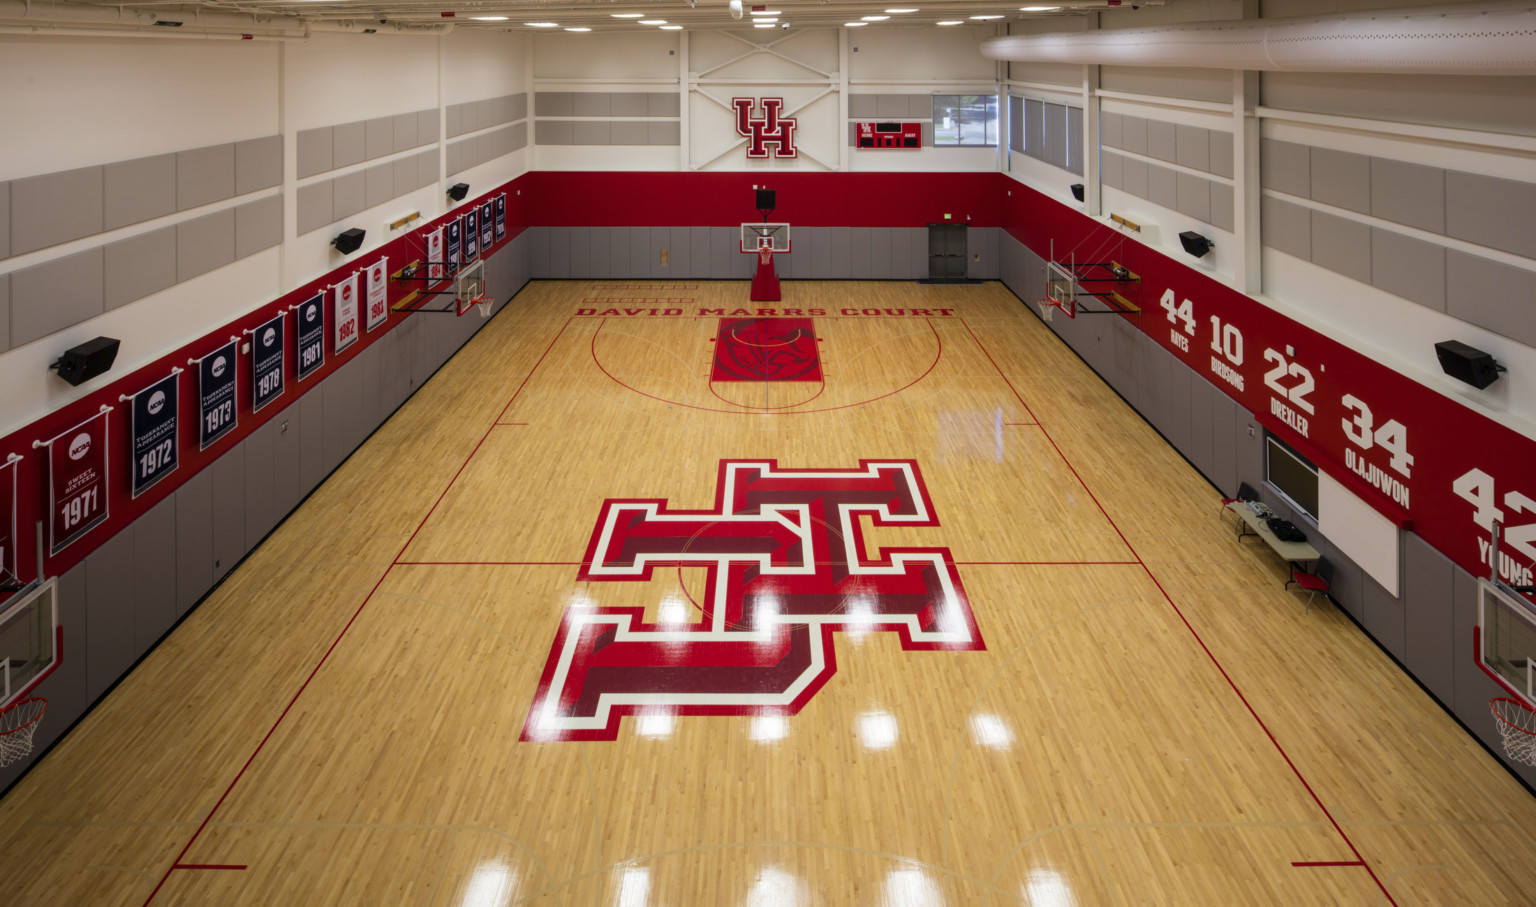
[1435,340,1504,390]
[447,182,470,201]
[332,228,366,255]
[50,337,120,387]
[1179,231,1214,258]
[756,188,776,212]
[1069,183,1084,202]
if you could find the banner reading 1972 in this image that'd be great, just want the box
[43,408,110,555]
[0,454,18,586]
[128,370,179,498]
[295,293,325,382]
[494,194,506,241]
[479,201,494,250]
[196,339,238,450]
[251,311,285,413]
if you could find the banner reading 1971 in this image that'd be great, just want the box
[196,339,239,450]
[0,454,18,586]
[333,272,360,354]
[463,209,480,263]
[251,311,285,413]
[445,220,462,277]
[128,370,179,498]
[479,201,494,250]
[494,194,506,241]
[295,293,325,382]
[365,259,389,333]
[44,408,110,555]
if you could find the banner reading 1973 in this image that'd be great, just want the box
[295,293,325,382]
[196,339,239,450]
[494,194,507,241]
[127,370,179,498]
[251,311,285,413]
[43,408,110,555]
[0,454,18,586]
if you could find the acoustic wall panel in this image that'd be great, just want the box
[297,127,333,179]
[1146,119,1176,164]
[1175,124,1209,172]
[1121,114,1147,156]
[1311,210,1371,284]
[1148,163,1178,212]
[0,181,8,259]
[133,497,178,655]
[10,166,103,255]
[1101,151,1124,191]
[1446,250,1536,346]
[176,209,236,283]
[235,196,282,261]
[0,276,8,353]
[365,117,393,160]
[332,171,365,221]
[1261,197,1311,261]
[332,121,366,168]
[1371,228,1445,311]
[1210,182,1235,233]
[394,112,420,153]
[104,153,177,231]
[10,246,104,346]
[175,468,213,616]
[105,226,177,310]
[1260,139,1310,197]
[365,163,393,210]
[1310,147,1371,215]
[1122,157,1149,199]
[1177,171,1211,223]
[1209,131,1234,179]
[297,181,333,235]
[235,135,283,196]
[1371,158,1444,234]
[177,144,236,211]
[1446,170,1536,260]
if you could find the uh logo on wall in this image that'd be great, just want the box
[522,459,984,742]
[733,97,798,159]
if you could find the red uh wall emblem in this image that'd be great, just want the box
[733,97,798,159]
[522,460,984,741]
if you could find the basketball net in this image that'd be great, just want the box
[1036,298,1056,322]
[757,237,775,268]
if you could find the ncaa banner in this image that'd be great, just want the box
[43,408,110,555]
[127,370,180,498]
[294,293,326,382]
[333,272,360,354]
[365,259,389,332]
[463,209,480,263]
[196,339,239,450]
[0,454,18,586]
[251,311,285,413]
[479,201,494,250]
[445,220,462,276]
[427,227,445,281]
[493,194,506,241]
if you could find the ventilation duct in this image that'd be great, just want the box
[980,1,1536,75]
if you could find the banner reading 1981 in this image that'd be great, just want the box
[196,339,238,450]
[295,293,325,382]
[494,194,506,241]
[0,454,18,586]
[479,201,494,250]
[251,311,285,413]
[45,408,110,555]
[463,209,480,263]
[128,370,179,498]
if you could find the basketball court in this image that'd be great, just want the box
[1,278,1533,904]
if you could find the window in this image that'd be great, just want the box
[932,95,998,146]
[1265,435,1318,520]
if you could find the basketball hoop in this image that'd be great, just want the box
[471,294,492,319]
[0,697,46,767]
[758,237,774,268]
[1035,298,1055,321]
[1491,697,1536,765]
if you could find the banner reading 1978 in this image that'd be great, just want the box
[196,339,239,450]
[479,201,494,250]
[128,370,179,498]
[494,194,506,241]
[295,293,325,382]
[44,408,110,555]
[0,454,18,586]
[463,209,480,263]
[252,311,285,412]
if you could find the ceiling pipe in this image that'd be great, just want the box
[981,1,1536,75]
[0,0,453,35]
[0,23,290,38]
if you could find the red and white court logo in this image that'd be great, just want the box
[733,97,798,159]
[522,459,984,741]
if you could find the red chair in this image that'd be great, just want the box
[1287,558,1334,614]
[1219,483,1258,531]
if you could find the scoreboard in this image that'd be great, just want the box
[856,122,922,149]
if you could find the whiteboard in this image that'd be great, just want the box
[1318,470,1400,597]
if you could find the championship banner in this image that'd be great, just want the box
[126,370,179,498]
[446,220,462,277]
[479,201,494,250]
[42,408,110,555]
[195,339,239,451]
[333,272,360,354]
[463,209,480,263]
[295,293,326,382]
[493,194,506,241]
[0,454,18,586]
[427,227,445,281]
[365,258,389,332]
[251,311,285,413]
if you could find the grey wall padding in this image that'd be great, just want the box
[1309,209,1371,284]
[176,208,235,282]
[1370,158,1444,234]
[1309,147,1371,215]
[9,166,103,256]
[10,246,103,346]
[1370,228,1445,312]
[176,144,236,212]
[105,226,176,311]
[105,154,176,232]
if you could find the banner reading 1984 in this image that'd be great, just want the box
[0,454,18,586]
[44,408,110,555]
[479,201,494,250]
[128,370,179,498]
[494,194,506,241]
[428,227,445,281]
[295,293,325,382]
[365,259,389,333]
[196,339,239,450]
[251,311,285,412]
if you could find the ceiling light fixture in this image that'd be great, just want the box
[862,14,890,19]
[749,8,782,14]
[845,21,867,26]
[886,7,920,11]
[970,14,1004,19]
[564,25,591,30]
[937,20,963,24]
[755,22,775,27]
[471,15,509,20]
[660,24,683,28]
[527,21,559,27]
[611,12,644,16]
[639,19,667,24]
[1020,5,1061,9]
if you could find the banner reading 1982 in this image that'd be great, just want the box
[295,293,325,382]
[196,339,238,450]
[365,259,389,333]
[44,408,110,555]
[251,311,285,413]
[333,272,360,354]
[128,370,179,498]
[494,194,507,241]
[0,454,18,586]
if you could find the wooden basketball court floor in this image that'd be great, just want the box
[3,279,1536,906]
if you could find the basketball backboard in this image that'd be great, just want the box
[1478,578,1536,705]
[740,223,791,254]
[0,580,60,708]
[454,260,488,317]
[1044,261,1078,318]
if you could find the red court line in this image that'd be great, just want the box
[395,561,585,566]
[495,317,575,423]
[1292,861,1366,868]
[172,864,247,871]
[958,317,1399,907]
[143,318,575,906]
